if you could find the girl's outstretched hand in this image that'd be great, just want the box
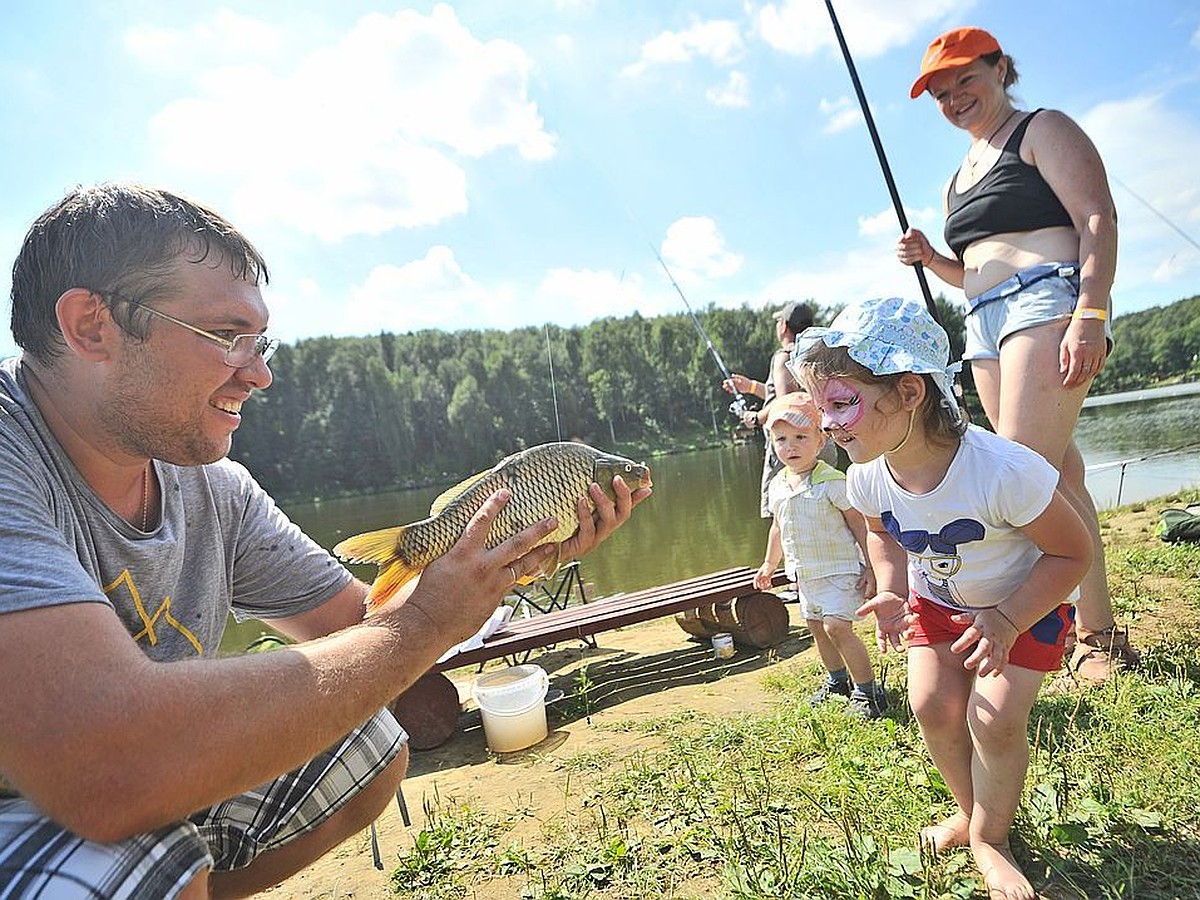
[856,591,913,652]
[949,608,1019,677]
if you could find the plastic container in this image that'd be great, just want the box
[472,664,550,752]
[712,632,735,660]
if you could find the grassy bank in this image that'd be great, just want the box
[388,491,1200,900]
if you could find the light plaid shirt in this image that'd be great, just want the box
[767,461,864,581]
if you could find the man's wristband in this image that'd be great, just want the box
[1071,307,1107,321]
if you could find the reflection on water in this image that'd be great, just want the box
[1076,394,1200,509]
[223,391,1200,650]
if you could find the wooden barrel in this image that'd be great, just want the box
[388,671,462,750]
[675,606,712,639]
[674,591,789,648]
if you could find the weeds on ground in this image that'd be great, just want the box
[391,495,1200,899]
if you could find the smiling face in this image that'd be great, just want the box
[810,376,904,464]
[102,256,273,466]
[926,57,1007,136]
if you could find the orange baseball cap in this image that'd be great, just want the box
[909,27,1002,99]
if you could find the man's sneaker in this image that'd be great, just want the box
[847,685,887,719]
[810,677,851,707]
[1069,625,1140,684]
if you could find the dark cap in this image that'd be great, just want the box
[772,301,814,335]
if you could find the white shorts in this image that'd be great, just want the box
[795,572,864,622]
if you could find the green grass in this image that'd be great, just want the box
[389,493,1200,899]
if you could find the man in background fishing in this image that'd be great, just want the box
[724,302,836,517]
[0,183,646,898]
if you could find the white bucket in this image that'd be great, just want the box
[472,664,550,752]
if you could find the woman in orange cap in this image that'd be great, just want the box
[896,27,1135,695]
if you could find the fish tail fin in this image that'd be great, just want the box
[363,560,421,614]
[333,526,421,614]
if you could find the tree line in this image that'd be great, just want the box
[229,293,1200,501]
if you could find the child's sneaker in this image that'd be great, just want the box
[847,684,887,719]
[810,676,851,707]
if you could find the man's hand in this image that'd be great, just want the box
[389,489,559,646]
[559,473,651,561]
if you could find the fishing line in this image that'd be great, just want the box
[1112,176,1200,256]
[822,0,941,324]
[545,323,563,442]
[649,242,750,417]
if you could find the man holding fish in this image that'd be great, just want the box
[0,183,650,898]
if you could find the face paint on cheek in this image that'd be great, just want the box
[816,378,865,431]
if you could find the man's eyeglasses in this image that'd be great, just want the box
[105,293,279,368]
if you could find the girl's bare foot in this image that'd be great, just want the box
[972,840,1037,900]
[919,811,970,852]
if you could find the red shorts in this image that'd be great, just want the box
[907,594,1074,672]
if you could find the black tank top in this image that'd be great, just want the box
[943,109,1073,258]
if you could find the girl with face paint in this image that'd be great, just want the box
[791,297,1092,900]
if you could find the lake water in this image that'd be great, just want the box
[224,388,1200,649]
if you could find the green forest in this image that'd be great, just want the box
[229,293,1200,502]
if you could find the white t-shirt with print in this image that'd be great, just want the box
[846,425,1058,611]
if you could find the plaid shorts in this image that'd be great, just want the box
[0,709,406,899]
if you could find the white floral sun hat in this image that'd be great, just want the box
[789,296,964,422]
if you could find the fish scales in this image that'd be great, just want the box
[334,442,651,612]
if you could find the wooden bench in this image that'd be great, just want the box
[389,566,791,749]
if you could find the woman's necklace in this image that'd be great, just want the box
[966,108,1018,170]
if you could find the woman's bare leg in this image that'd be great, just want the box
[972,327,1124,678]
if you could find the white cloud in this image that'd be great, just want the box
[707,70,751,107]
[124,9,286,69]
[818,96,862,133]
[340,246,515,334]
[754,0,965,58]
[1081,93,1200,295]
[1192,26,1200,50]
[140,4,555,242]
[661,217,744,281]
[623,19,745,77]
[534,268,662,323]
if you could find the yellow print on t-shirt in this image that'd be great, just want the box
[103,569,203,655]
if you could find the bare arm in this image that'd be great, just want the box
[950,487,1092,677]
[855,514,912,651]
[1025,109,1118,387]
[896,177,965,289]
[839,506,876,597]
[754,518,784,590]
[0,490,581,842]
[769,349,799,398]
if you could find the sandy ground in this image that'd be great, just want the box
[263,603,820,900]
[262,503,1171,900]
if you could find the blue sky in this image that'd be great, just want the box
[2,0,1198,360]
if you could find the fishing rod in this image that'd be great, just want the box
[650,243,750,418]
[823,0,941,324]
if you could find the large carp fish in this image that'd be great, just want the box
[334,441,652,612]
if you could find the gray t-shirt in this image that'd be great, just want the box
[0,357,352,660]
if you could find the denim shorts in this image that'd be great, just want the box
[964,262,1114,360]
[0,709,406,899]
